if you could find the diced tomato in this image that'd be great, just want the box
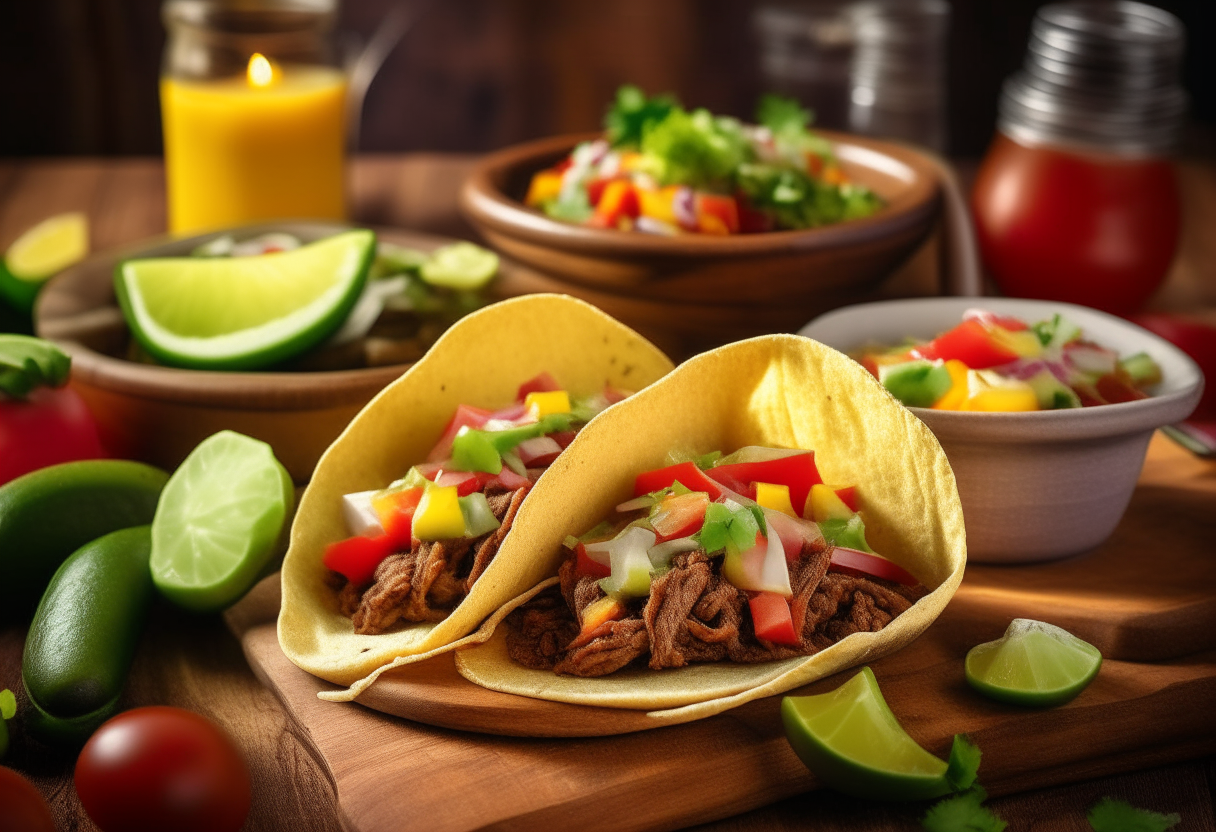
[806,152,825,176]
[833,486,860,513]
[323,534,397,585]
[829,547,918,586]
[650,491,709,542]
[427,404,493,463]
[764,510,825,563]
[738,200,775,233]
[587,178,611,207]
[706,453,822,517]
[486,468,531,491]
[748,592,799,646]
[550,430,578,449]
[517,372,561,401]
[1095,373,1149,404]
[591,180,640,228]
[912,320,1019,369]
[633,461,725,501]
[575,542,612,579]
[695,193,740,235]
[435,470,493,497]
[965,309,1030,332]
[372,487,424,547]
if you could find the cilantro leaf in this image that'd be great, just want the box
[604,85,679,149]
[1088,798,1181,832]
[641,108,753,190]
[946,734,982,791]
[756,94,812,136]
[923,787,1006,832]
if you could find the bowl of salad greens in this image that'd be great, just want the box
[461,87,941,314]
[35,222,507,481]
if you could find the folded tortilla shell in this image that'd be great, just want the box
[453,333,966,724]
[278,294,675,687]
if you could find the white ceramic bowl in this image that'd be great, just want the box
[800,298,1204,563]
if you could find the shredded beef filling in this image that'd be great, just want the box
[335,483,530,635]
[505,539,928,677]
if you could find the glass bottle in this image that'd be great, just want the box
[161,0,348,234]
[972,1,1186,315]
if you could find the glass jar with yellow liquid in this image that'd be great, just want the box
[161,0,348,234]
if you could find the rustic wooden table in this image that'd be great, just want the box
[1,155,1214,831]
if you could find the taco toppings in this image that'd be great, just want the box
[325,373,629,635]
[505,447,927,677]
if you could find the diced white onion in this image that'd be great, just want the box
[342,490,383,538]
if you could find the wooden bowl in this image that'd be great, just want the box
[802,298,1205,563]
[35,222,498,483]
[460,131,943,325]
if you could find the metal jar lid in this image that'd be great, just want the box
[998,1,1187,156]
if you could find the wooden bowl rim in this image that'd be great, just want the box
[34,223,463,411]
[460,130,941,258]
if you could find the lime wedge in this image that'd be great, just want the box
[965,619,1102,707]
[782,667,957,801]
[419,242,499,290]
[0,213,89,314]
[115,229,374,370]
[151,431,294,612]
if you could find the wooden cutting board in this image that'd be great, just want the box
[225,435,1216,832]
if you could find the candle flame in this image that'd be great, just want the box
[247,53,275,88]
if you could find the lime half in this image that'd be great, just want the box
[419,241,499,290]
[782,667,958,801]
[151,431,293,612]
[115,229,374,370]
[0,212,89,314]
[965,619,1102,707]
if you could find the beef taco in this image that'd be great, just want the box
[278,295,674,691]
[453,334,966,723]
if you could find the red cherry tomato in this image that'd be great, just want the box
[74,707,251,832]
[0,766,56,832]
[972,132,1180,316]
[0,385,105,486]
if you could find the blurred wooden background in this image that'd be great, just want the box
[1,0,1212,160]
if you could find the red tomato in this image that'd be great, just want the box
[74,707,250,832]
[323,534,397,585]
[426,404,493,463]
[574,542,611,579]
[707,453,822,516]
[829,547,918,587]
[748,592,799,646]
[516,372,561,401]
[972,132,1180,316]
[833,486,859,513]
[435,469,493,496]
[0,766,55,832]
[0,386,106,486]
[1131,314,1216,421]
[695,193,741,234]
[912,319,1018,369]
[377,487,424,547]
[649,491,708,542]
[633,461,724,501]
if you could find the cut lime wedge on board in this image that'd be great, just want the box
[782,667,963,801]
[151,431,294,612]
[115,229,374,370]
[965,619,1102,707]
[419,241,499,290]
[0,212,89,315]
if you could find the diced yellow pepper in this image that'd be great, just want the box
[808,483,855,522]
[524,390,570,419]
[962,371,1039,412]
[412,485,465,540]
[990,327,1043,358]
[932,359,971,411]
[755,482,797,517]
[637,186,678,225]
[525,171,564,207]
[618,152,644,172]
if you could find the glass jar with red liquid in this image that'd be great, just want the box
[972,1,1187,316]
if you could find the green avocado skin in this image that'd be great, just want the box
[0,460,168,621]
[22,525,155,746]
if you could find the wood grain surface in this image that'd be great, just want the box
[2,156,1215,831]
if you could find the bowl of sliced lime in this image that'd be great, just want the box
[36,222,508,482]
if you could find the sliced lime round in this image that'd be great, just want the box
[151,431,293,612]
[419,241,499,290]
[965,619,1102,707]
[0,212,89,314]
[782,667,955,801]
[115,229,374,370]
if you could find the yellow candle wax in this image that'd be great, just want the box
[161,60,348,234]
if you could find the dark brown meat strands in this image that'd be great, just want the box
[505,539,927,677]
[333,483,531,635]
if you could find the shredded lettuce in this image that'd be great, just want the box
[640,107,752,190]
[605,85,679,149]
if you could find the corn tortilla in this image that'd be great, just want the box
[452,333,966,721]
[278,295,675,690]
